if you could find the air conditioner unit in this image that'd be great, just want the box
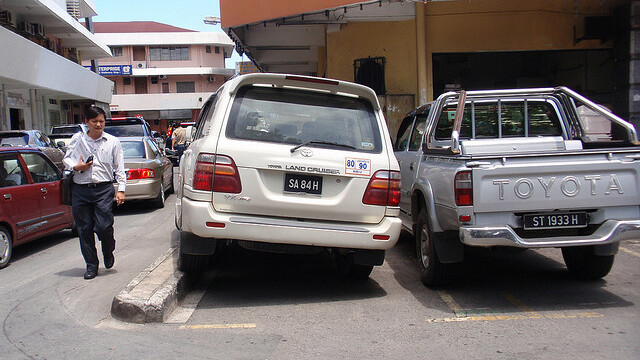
[208,76,216,83]
[158,75,167,79]
[135,62,146,69]
[32,23,45,37]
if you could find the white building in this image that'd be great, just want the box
[0,0,112,131]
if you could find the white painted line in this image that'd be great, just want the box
[620,247,640,258]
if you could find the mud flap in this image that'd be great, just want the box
[433,231,464,264]
[180,231,218,255]
[593,242,619,256]
[353,249,386,266]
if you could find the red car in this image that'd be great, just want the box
[0,147,74,269]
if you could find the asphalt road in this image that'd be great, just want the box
[1,192,639,359]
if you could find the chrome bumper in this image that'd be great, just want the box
[460,219,640,248]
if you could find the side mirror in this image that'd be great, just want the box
[56,141,66,148]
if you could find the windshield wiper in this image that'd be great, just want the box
[290,140,356,153]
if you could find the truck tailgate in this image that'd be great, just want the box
[473,151,640,213]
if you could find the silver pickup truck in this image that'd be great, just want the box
[394,87,640,287]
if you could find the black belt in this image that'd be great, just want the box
[76,182,113,188]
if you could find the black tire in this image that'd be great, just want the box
[166,167,175,194]
[0,225,13,269]
[336,253,374,279]
[151,183,165,208]
[416,208,453,287]
[562,246,615,280]
[178,251,208,273]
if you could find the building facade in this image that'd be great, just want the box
[221,0,639,137]
[0,0,113,132]
[84,21,235,134]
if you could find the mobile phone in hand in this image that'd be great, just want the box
[85,155,94,163]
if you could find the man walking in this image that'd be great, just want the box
[63,106,126,280]
[171,123,187,165]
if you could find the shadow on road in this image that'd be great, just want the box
[196,247,387,309]
[386,231,634,315]
[9,229,76,264]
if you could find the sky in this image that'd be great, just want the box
[92,0,243,67]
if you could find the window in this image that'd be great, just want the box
[20,153,59,183]
[149,46,189,61]
[354,57,385,95]
[226,86,382,153]
[0,156,28,187]
[121,141,146,158]
[176,81,195,93]
[162,83,169,93]
[434,100,563,140]
[123,77,131,86]
[409,113,428,151]
[215,46,220,54]
[205,45,211,53]
[194,91,221,140]
[151,76,158,84]
[395,117,414,151]
[109,46,123,57]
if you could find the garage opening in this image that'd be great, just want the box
[433,49,620,115]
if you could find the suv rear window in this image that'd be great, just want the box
[226,86,382,153]
[104,118,149,137]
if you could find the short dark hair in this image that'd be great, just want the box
[85,106,106,120]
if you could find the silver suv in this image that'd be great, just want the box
[175,73,401,278]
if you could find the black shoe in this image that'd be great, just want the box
[104,254,114,269]
[84,269,97,280]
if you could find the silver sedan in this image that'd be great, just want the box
[118,136,173,208]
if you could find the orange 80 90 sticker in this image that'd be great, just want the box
[345,157,371,176]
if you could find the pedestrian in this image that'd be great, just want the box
[63,106,126,280]
[171,123,187,164]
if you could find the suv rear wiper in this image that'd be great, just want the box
[290,140,356,153]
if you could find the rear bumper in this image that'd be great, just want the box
[180,197,402,252]
[115,179,161,200]
[460,219,640,248]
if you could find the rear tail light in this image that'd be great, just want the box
[362,170,401,206]
[455,171,473,206]
[127,168,155,180]
[193,153,242,193]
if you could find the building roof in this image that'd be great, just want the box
[92,21,196,33]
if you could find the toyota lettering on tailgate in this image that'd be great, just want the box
[492,174,624,200]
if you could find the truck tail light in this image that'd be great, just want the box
[193,153,242,193]
[127,168,155,180]
[455,171,473,206]
[362,170,401,206]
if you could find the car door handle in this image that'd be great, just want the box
[41,188,48,194]
[3,194,11,200]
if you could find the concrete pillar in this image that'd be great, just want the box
[416,2,428,106]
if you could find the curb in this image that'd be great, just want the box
[111,247,188,323]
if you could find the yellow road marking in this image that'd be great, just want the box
[426,312,603,323]
[620,247,640,258]
[179,323,257,330]
[502,292,542,319]
[436,290,466,317]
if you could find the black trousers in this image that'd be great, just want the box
[71,183,116,271]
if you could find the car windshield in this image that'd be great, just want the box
[104,125,145,137]
[0,135,29,146]
[121,141,146,158]
[226,86,382,153]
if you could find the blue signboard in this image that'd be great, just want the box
[84,65,132,75]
